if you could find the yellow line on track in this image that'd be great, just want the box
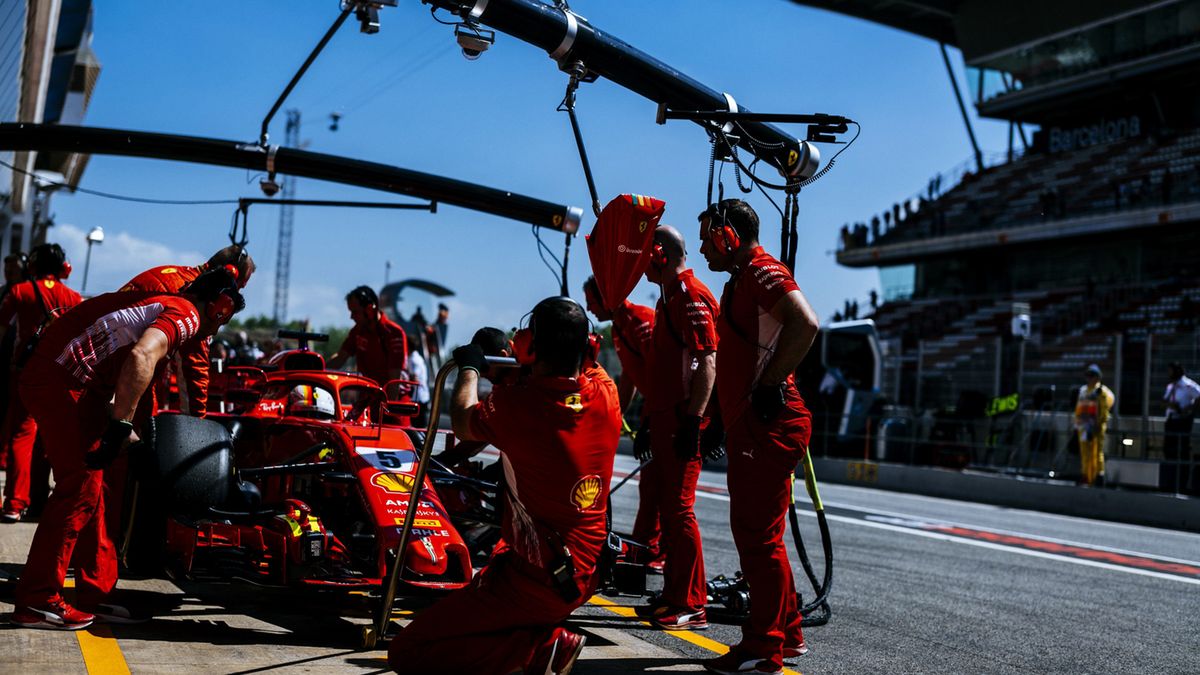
[77,623,132,675]
[586,596,801,675]
[63,580,133,674]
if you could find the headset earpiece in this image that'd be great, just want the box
[707,203,740,256]
[222,264,239,284]
[60,260,72,279]
[583,332,601,368]
[511,328,535,365]
[206,292,236,325]
[650,241,668,269]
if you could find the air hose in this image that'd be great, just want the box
[790,450,833,626]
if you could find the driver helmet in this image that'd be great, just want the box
[288,384,336,420]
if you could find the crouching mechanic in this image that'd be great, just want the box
[121,244,256,416]
[388,297,620,675]
[699,200,821,675]
[11,267,244,629]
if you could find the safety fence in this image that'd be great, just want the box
[805,405,1198,495]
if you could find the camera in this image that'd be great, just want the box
[259,177,281,197]
[455,24,495,60]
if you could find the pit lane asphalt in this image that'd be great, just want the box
[1,443,1197,673]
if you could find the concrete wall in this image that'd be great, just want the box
[813,457,1200,532]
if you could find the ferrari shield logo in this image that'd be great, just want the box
[161,267,177,274]
[553,214,563,226]
[373,472,415,494]
[638,220,648,232]
[787,149,799,166]
[570,475,603,512]
[563,394,583,412]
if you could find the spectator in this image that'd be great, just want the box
[870,218,880,243]
[869,289,878,311]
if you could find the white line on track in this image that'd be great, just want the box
[612,467,1200,585]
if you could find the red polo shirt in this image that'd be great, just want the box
[22,291,202,395]
[716,247,805,426]
[0,276,82,351]
[121,264,211,415]
[340,315,409,386]
[610,300,655,392]
[643,269,718,413]
[468,364,620,573]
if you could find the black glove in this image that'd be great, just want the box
[674,414,702,461]
[452,344,488,376]
[85,419,134,470]
[632,418,652,463]
[751,382,788,423]
[700,416,726,463]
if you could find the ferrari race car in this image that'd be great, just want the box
[120,332,498,611]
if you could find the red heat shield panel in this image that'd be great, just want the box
[585,194,665,311]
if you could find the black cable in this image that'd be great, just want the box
[0,158,240,205]
[532,224,566,287]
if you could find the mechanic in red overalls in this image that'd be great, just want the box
[0,244,81,522]
[582,275,664,569]
[328,286,408,387]
[388,296,619,675]
[10,268,244,630]
[638,225,718,631]
[121,244,256,416]
[697,200,821,675]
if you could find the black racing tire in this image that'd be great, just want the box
[143,413,235,514]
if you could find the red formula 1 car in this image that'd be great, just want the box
[120,332,500,634]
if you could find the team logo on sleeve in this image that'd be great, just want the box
[372,472,415,494]
[570,475,603,512]
[563,393,583,412]
[162,267,177,274]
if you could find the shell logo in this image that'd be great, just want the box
[373,472,415,494]
[570,475,603,512]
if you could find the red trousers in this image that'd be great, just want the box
[648,410,707,611]
[388,550,592,674]
[725,392,811,669]
[3,383,49,512]
[631,454,662,557]
[14,380,117,609]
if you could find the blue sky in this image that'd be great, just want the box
[45,0,1011,347]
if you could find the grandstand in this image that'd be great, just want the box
[802,0,1200,490]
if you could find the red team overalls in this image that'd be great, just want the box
[340,314,409,386]
[609,301,661,558]
[120,265,209,414]
[0,276,82,514]
[643,269,718,615]
[716,247,811,669]
[388,365,619,674]
[14,292,201,610]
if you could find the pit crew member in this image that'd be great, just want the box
[120,244,256,416]
[0,244,82,522]
[582,275,663,569]
[11,267,244,629]
[388,296,619,675]
[698,199,820,674]
[1075,364,1115,487]
[327,286,408,387]
[639,225,718,630]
